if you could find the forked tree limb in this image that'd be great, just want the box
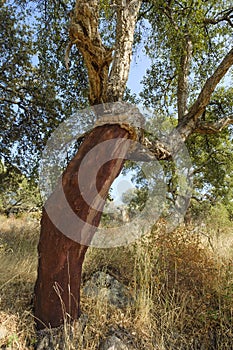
[204,7,233,27]
[68,0,142,104]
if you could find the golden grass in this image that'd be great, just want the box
[0,214,232,349]
[0,214,39,349]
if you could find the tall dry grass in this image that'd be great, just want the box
[0,214,232,349]
[0,214,39,349]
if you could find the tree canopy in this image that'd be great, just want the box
[0,0,88,175]
[1,0,233,215]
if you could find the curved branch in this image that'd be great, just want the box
[177,47,233,140]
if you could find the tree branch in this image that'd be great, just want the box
[177,47,233,140]
[68,1,142,104]
[0,97,28,112]
[158,3,179,31]
[177,34,193,121]
[194,116,233,134]
[68,0,113,105]
[106,0,142,102]
[138,3,154,21]
[204,7,233,27]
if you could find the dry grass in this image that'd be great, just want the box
[0,214,39,349]
[0,214,233,349]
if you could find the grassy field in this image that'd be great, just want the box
[0,214,233,349]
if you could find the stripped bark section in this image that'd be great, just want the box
[34,125,131,330]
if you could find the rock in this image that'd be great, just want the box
[34,316,89,350]
[100,335,131,350]
[0,325,7,340]
[83,272,133,308]
[35,325,66,350]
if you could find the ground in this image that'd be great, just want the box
[0,214,233,349]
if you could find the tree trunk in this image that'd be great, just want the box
[34,0,142,334]
[34,125,131,330]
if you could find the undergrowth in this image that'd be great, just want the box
[0,214,232,349]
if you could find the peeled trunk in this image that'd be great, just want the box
[34,125,131,330]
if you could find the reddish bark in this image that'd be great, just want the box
[34,125,131,330]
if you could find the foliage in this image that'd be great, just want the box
[0,160,41,215]
[0,0,88,176]
[140,0,233,113]
[122,186,148,215]
[186,86,233,216]
[137,1,233,216]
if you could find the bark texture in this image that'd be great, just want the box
[34,125,131,330]
[194,116,233,134]
[69,1,112,105]
[69,0,142,104]
[106,0,142,101]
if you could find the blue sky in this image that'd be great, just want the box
[127,50,151,95]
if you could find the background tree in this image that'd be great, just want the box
[0,160,41,215]
[0,0,88,175]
